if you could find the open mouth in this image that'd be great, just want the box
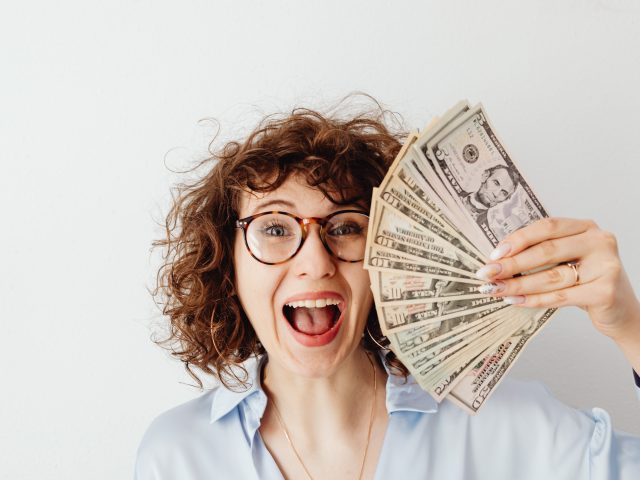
[283,299,343,336]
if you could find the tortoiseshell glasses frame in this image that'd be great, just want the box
[235,209,369,265]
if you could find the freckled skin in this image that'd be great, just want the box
[232,176,373,379]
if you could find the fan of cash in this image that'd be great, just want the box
[364,101,557,414]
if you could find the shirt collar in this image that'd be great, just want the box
[209,352,438,423]
[384,363,438,414]
[209,355,266,424]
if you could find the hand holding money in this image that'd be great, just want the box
[365,100,640,413]
[365,101,557,413]
[477,217,640,371]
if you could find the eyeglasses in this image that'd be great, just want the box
[235,210,369,265]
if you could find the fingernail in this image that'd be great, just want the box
[475,264,502,281]
[490,243,511,261]
[503,295,525,305]
[478,281,506,295]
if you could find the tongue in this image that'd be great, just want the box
[291,306,335,335]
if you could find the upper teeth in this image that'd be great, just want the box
[285,298,341,309]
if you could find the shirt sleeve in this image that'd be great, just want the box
[634,370,640,401]
[535,382,640,480]
[460,379,640,480]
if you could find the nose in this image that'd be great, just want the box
[291,224,336,279]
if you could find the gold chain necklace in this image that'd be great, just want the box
[269,353,377,480]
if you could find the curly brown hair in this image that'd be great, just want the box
[152,96,411,390]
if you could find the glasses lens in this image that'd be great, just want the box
[246,213,302,264]
[324,212,369,261]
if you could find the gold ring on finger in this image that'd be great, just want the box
[565,261,580,286]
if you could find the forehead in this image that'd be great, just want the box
[238,176,343,218]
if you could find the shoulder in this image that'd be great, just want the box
[381,378,600,478]
[136,390,214,458]
[385,378,640,479]
[443,377,591,424]
[436,378,598,450]
[134,390,235,479]
[134,371,264,479]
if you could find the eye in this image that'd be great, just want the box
[263,221,292,237]
[328,222,363,237]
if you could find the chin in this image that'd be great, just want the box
[272,322,362,379]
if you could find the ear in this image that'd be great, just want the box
[481,169,491,182]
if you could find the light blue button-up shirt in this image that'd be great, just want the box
[135,355,640,479]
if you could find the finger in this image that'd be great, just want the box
[488,217,597,261]
[476,232,593,280]
[500,281,604,309]
[491,232,595,280]
[479,262,586,297]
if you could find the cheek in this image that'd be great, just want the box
[233,234,282,333]
[345,266,373,316]
[233,236,264,316]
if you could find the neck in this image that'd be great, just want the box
[261,347,382,432]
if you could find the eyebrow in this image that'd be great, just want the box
[249,198,368,216]
[250,198,297,214]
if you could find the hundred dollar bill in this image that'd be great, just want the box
[426,104,550,253]
[447,308,558,414]
[370,199,480,277]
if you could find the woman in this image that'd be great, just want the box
[135,101,640,479]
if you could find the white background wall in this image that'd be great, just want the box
[2,0,640,478]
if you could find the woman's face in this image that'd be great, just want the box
[233,176,373,378]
